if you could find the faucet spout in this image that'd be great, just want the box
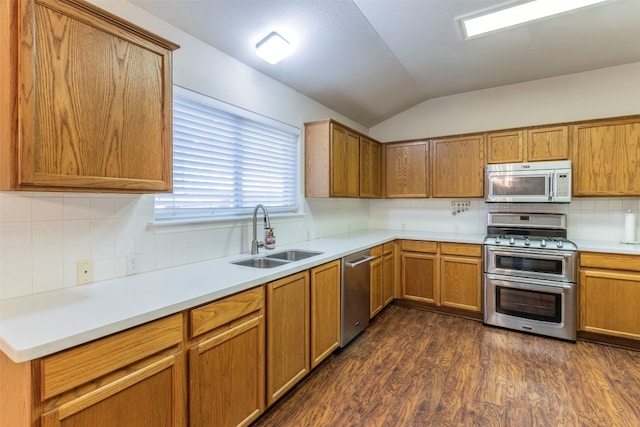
[251,204,271,255]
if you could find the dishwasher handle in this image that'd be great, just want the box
[344,255,376,268]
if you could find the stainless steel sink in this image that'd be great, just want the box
[266,250,324,262]
[231,257,290,268]
[231,249,323,268]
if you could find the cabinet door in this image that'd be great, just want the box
[189,317,264,427]
[527,126,569,161]
[401,251,438,304]
[579,268,640,340]
[486,130,525,164]
[41,352,185,427]
[330,124,359,197]
[188,287,265,427]
[370,256,383,318]
[266,272,310,405]
[310,260,341,368]
[360,136,381,198]
[431,135,484,197]
[385,141,429,198]
[440,255,482,312]
[11,0,177,192]
[382,250,395,306]
[39,314,185,427]
[572,119,640,196]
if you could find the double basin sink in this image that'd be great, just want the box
[232,250,324,268]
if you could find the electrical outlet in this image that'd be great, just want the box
[127,254,138,275]
[77,259,93,285]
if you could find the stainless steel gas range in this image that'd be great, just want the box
[483,213,578,341]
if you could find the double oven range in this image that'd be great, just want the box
[483,213,578,341]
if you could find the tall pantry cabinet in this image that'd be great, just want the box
[1,0,179,192]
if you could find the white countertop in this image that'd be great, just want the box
[0,229,634,363]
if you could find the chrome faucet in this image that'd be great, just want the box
[251,204,271,255]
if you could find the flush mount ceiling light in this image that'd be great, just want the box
[255,31,291,64]
[458,0,610,39]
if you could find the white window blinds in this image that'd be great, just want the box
[155,86,300,222]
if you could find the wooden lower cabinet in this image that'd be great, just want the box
[400,240,482,314]
[9,314,187,427]
[401,241,439,304]
[382,243,395,306]
[579,252,640,341]
[370,242,395,318]
[266,271,310,405]
[310,260,341,368]
[439,244,482,313]
[188,287,265,427]
[370,245,384,317]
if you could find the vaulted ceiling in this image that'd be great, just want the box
[129,0,640,127]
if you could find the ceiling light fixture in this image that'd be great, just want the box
[255,31,291,64]
[458,0,609,39]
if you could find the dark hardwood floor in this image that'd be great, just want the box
[252,304,640,427]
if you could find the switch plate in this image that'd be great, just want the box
[77,259,93,285]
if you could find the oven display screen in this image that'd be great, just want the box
[496,255,563,275]
[496,286,562,323]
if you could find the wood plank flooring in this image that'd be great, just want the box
[252,304,640,427]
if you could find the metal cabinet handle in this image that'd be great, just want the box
[345,255,376,268]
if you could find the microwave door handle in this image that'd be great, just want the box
[548,173,554,200]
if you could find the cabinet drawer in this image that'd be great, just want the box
[440,243,482,257]
[401,240,438,253]
[190,286,264,338]
[580,252,640,273]
[370,245,383,257]
[41,313,183,400]
[383,242,394,254]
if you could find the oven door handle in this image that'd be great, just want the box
[486,248,571,261]
[486,274,575,290]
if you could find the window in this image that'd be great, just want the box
[155,86,300,222]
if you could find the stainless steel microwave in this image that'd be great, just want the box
[485,160,572,203]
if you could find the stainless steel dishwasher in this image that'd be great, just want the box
[340,249,375,347]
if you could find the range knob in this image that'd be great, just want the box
[494,236,501,244]
[509,237,515,245]
[540,239,547,248]
[524,237,531,246]
[557,240,564,248]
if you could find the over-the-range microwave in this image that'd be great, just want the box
[485,160,572,203]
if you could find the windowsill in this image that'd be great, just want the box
[148,212,306,234]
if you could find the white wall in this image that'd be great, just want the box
[370,62,640,142]
[0,0,370,300]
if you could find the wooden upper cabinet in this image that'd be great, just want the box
[527,125,569,161]
[486,126,569,164]
[331,124,360,197]
[359,136,382,198]
[305,120,360,198]
[486,130,525,164]
[431,134,484,198]
[1,0,179,192]
[572,117,640,196]
[385,141,430,198]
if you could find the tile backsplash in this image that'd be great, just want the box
[0,193,369,300]
[369,197,640,243]
[1,192,638,300]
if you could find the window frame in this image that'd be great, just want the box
[154,86,302,224]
